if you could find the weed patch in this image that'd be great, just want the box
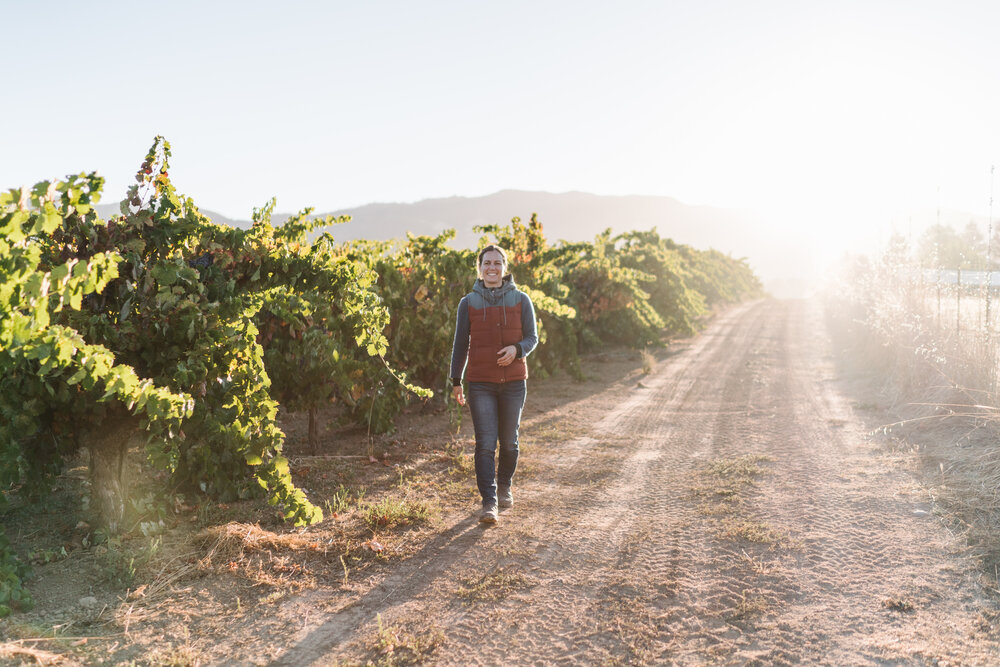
[324,484,363,516]
[455,567,532,604]
[364,497,433,531]
[528,419,590,444]
[737,548,775,576]
[97,536,161,588]
[720,519,783,544]
[728,589,769,622]
[641,348,656,375]
[698,501,742,516]
[882,596,916,613]
[369,613,445,666]
[140,644,206,666]
[439,441,473,479]
[705,455,771,480]
[691,455,788,548]
[691,455,770,500]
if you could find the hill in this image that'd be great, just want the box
[99,190,752,249]
[312,190,755,252]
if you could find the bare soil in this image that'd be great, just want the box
[4,299,1000,665]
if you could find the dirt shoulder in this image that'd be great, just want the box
[271,299,1000,666]
[4,299,1000,665]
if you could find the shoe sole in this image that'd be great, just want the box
[479,514,498,524]
[498,500,513,509]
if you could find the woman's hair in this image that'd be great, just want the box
[477,244,509,268]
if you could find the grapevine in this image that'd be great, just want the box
[1,138,764,614]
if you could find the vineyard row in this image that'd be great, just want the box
[0,138,762,613]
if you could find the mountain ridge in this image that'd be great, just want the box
[97,189,746,248]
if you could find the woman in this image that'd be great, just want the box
[450,244,538,524]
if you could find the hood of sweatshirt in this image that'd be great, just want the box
[473,274,516,306]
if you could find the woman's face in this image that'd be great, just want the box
[479,250,506,288]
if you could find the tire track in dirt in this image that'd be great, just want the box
[270,302,761,665]
[270,300,1000,666]
[425,301,773,665]
[724,300,1000,665]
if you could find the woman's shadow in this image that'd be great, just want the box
[269,512,488,665]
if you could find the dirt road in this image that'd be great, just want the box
[272,300,1000,665]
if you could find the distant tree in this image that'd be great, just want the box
[883,231,911,266]
[960,221,987,269]
[917,224,986,269]
[988,223,1000,270]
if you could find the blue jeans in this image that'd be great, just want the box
[468,380,526,506]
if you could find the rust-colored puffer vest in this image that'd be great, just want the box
[464,279,527,383]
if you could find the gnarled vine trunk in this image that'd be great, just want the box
[82,413,142,535]
[308,406,319,455]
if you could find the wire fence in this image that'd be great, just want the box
[862,265,1000,398]
[903,269,1000,341]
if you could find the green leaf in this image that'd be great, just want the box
[49,263,69,285]
[272,456,290,477]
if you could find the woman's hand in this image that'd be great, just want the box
[496,345,517,367]
[452,385,466,406]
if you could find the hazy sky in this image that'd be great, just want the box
[3,0,999,259]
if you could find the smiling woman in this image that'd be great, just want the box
[450,244,539,524]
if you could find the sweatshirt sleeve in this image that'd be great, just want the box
[516,292,539,358]
[450,297,470,385]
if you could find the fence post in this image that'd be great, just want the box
[957,268,961,337]
[987,271,993,343]
[937,269,942,330]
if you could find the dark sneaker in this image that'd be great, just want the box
[480,503,499,524]
[497,486,513,509]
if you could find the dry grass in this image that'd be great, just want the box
[905,434,1000,576]
[528,418,592,444]
[585,582,659,666]
[368,613,445,666]
[728,589,770,621]
[691,455,771,510]
[689,455,785,548]
[697,501,742,517]
[141,644,207,666]
[640,348,656,375]
[705,455,772,479]
[0,641,68,664]
[738,548,776,576]
[436,439,473,478]
[882,596,916,613]
[828,283,1000,583]
[363,497,434,531]
[720,519,784,545]
[455,567,533,604]
[198,522,336,561]
[193,523,331,591]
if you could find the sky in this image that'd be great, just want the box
[3,0,999,270]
